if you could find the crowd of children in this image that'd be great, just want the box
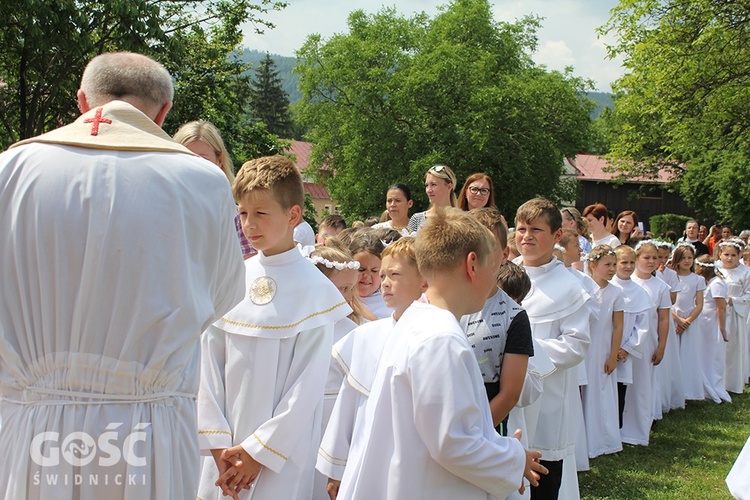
[195,155,750,500]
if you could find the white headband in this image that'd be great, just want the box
[309,255,361,271]
[718,238,745,252]
[586,249,617,262]
[673,241,696,255]
[634,239,658,252]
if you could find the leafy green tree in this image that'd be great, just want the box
[0,0,287,164]
[248,53,294,138]
[295,0,593,220]
[599,0,750,226]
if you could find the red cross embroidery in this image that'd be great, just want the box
[83,108,112,136]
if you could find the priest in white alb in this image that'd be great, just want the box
[0,52,245,499]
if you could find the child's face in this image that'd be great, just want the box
[329,268,358,304]
[616,253,635,280]
[677,252,694,273]
[656,248,670,270]
[592,255,617,282]
[237,190,297,256]
[316,224,340,245]
[515,217,561,267]
[720,247,740,269]
[354,251,382,297]
[636,247,658,276]
[379,255,426,318]
[743,251,750,266]
[564,239,581,265]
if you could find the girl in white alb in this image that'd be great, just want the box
[612,245,650,429]
[581,245,624,458]
[717,239,750,394]
[623,241,671,446]
[655,242,685,415]
[694,255,731,403]
[668,243,705,401]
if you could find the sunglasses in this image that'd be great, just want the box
[468,186,490,196]
[429,165,446,173]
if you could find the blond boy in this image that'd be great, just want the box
[514,198,590,500]
[339,208,546,500]
[197,156,352,499]
[316,236,427,498]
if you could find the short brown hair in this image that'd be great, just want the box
[415,208,495,278]
[515,197,562,232]
[559,229,579,249]
[233,155,303,210]
[497,261,531,303]
[469,207,508,249]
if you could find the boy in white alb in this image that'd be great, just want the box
[338,208,547,500]
[316,236,427,499]
[514,198,590,500]
[197,156,352,500]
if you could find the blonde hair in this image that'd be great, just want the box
[559,229,579,249]
[426,165,458,207]
[469,207,508,249]
[515,197,562,232]
[309,244,368,325]
[586,244,616,276]
[614,244,636,261]
[233,155,303,210]
[173,120,234,181]
[415,207,495,277]
[382,236,417,269]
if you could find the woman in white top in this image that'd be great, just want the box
[583,203,621,248]
[372,183,413,236]
[407,165,457,233]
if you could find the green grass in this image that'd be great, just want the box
[579,387,750,499]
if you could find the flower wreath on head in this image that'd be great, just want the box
[672,241,696,256]
[585,248,616,262]
[299,244,361,271]
[695,260,716,269]
[653,240,674,251]
[634,239,658,253]
[718,238,746,253]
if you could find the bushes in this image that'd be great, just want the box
[649,213,691,239]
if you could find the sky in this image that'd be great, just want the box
[242,0,625,92]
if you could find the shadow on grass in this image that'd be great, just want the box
[579,389,749,499]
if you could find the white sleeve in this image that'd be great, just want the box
[535,305,591,371]
[411,335,526,499]
[197,325,233,453]
[241,324,333,473]
[316,377,360,480]
[622,311,647,359]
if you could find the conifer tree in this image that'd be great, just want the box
[248,53,294,138]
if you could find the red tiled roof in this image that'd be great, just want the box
[287,140,312,172]
[304,182,329,200]
[569,154,673,183]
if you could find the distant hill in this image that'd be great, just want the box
[587,91,613,119]
[238,49,301,105]
[238,49,614,119]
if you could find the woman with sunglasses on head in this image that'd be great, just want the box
[458,173,495,211]
[407,164,457,233]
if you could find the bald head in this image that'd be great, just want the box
[78,52,173,124]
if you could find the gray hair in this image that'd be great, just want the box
[80,52,173,109]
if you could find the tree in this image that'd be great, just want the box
[599,0,750,226]
[295,0,594,220]
[248,52,294,138]
[0,0,288,166]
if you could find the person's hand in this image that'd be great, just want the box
[326,478,341,500]
[616,348,628,362]
[215,445,262,498]
[721,330,729,342]
[513,429,547,494]
[604,356,617,375]
[652,346,665,365]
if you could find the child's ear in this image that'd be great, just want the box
[500,246,510,265]
[552,228,563,243]
[288,205,302,227]
[465,251,480,283]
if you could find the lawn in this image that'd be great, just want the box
[579,387,749,499]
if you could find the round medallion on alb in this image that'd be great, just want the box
[249,276,277,305]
